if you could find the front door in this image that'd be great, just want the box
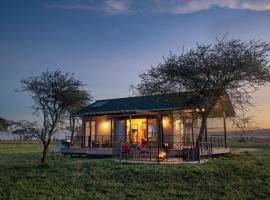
[126,118,147,144]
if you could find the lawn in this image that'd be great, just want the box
[0,140,270,200]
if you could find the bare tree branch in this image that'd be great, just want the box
[133,38,270,139]
[12,69,90,164]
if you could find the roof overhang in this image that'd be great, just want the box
[208,95,236,118]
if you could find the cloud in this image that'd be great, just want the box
[43,0,98,11]
[240,1,270,11]
[152,0,270,14]
[104,0,134,15]
[43,0,270,15]
[43,0,133,15]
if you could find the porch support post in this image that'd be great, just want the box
[161,114,163,148]
[89,117,92,148]
[223,112,227,148]
[81,117,84,148]
[171,112,174,147]
[146,117,149,145]
[129,115,132,144]
[124,119,127,142]
[110,119,113,148]
[204,113,208,143]
[157,114,162,164]
[191,114,194,148]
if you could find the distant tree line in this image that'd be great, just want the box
[0,117,8,131]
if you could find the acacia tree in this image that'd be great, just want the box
[64,88,92,141]
[11,70,90,164]
[133,38,270,140]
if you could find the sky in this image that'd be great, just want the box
[0,0,270,129]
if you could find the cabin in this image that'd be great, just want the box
[62,92,235,163]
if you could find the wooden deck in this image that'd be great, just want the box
[212,147,230,155]
[62,147,229,157]
[200,147,230,156]
[61,148,112,156]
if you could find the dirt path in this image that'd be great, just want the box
[230,148,259,154]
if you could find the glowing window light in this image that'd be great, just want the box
[103,120,108,128]
[162,117,168,127]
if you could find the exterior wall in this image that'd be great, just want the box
[147,118,159,144]
[82,110,200,149]
[193,118,199,141]
[83,116,112,135]
[83,116,112,147]
[163,111,199,149]
[114,119,125,142]
[162,112,185,148]
[162,114,173,146]
[172,113,182,149]
[93,116,112,137]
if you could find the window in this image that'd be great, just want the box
[126,118,147,143]
[85,121,90,147]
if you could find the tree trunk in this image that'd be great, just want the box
[198,114,207,142]
[41,144,48,164]
[70,117,75,141]
[195,114,207,161]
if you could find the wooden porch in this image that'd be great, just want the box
[61,133,230,163]
[61,148,112,157]
[61,146,229,159]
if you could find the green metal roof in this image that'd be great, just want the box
[77,92,207,116]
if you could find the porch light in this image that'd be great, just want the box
[103,121,108,128]
[164,143,169,147]
[162,117,168,127]
[196,108,206,112]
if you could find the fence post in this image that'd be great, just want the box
[208,142,210,158]
[119,139,122,162]
[81,136,83,148]
[195,139,201,163]
[149,142,152,161]
[157,114,162,165]
[88,137,91,148]
[211,142,213,157]
[198,140,201,163]
[223,112,227,148]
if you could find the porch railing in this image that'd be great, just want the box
[112,140,197,162]
[112,134,227,163]
[67,135,113,148]
[207,135,225,147]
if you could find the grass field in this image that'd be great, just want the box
[0,139,270,200]
[228,137,270,149]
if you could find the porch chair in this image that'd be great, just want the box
[102,140,110,148]
[92,140,100,148]
[121,143,131,159]
[137,143,149,160]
